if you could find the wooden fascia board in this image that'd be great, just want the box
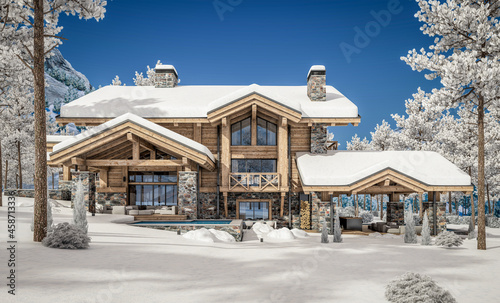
[56,117,210,127]
[299,116,361,126]
[85,159,183,167]
[207,93,302,124]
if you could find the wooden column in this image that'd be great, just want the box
[448,191,452,214]
[150,149,156,160]
[194,123,202,143]
[280,192,285,217]
[337,194,342,208]
[418,192,423,218]
[132,141,140,160]
[99,169,108,188]
[380,194,384,220]
[221,118,230,190]
[251,104,257,146]
[223,192,228,218]
[354,194,359,217]
[278,117,288,190]
[63,165,71,181]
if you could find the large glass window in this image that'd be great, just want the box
[238,201,270,220]
[257,118,277,146]
[129,172,178,206]
[231,117,251,146]
[231,159,277,173]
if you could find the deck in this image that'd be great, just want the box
[133,214,188,221]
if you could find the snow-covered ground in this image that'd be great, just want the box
[1,196,500,303]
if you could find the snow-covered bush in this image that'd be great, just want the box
[42,222,91,249]
[252,221,274,238]
[359,210,374,223]
[321,221,329,243]
[421,212,432,246]
[291,228,308,238]
[385,272,456,303]
[333,211,342,243]
[73,179,88,234]
[413,213,422,226]
[486,215,500,228]
[338,206,355,217]
[183,228,235,243]
[266,228,296,241]
[435,231,463,248]
[404,206,417,244]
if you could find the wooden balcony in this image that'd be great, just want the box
[229,173,280,191]
[327,141,338,151]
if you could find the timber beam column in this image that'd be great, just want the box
[278,117,288,191]
[280,192,286,217]
[221,117,230,191]
[223,192,228,218]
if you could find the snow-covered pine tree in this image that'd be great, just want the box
[421,211,431,246]
[321,221,329,243]
[402,0,500,250]
[73,179,88,234]
[404,205,417,244]
[435,231,464,248]
[111,75,122,86]
[0,0,106,242]
[385,272,456,303]
[333,211,342,243]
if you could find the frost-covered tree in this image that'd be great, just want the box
[346,134,371,150]
[111,75,123,86]
[402,0,500,250]
[435,231,464,248]
[0,0,106,242]
[346,120,395,151]
[321,221,329,243]
[404,205,417,244]
[133,61,160,86]
[73,179,88,234]
[333,211,342,243]
[421,211,431,246]
[468,216,475,240]
[385,272,456,303]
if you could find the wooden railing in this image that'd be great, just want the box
[327,141,338,151]
[229,173,280,191]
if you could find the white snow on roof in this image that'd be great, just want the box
[155,64,178,75]
[47,135,73,143]
[60,85,358,119]
[51,113,215,162]
[307,65,326,78]
[296,151,471,187]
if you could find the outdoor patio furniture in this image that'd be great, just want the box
[339,217,362,231]
[112,206,126,215]
[128,210,139,215]
[159,206,176,215]
[138,210,155,215]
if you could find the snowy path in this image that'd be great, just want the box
[1,196,499,303]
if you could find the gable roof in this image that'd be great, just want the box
[59,84,358,120]
[50,113,215,163]
[296,151,472,188]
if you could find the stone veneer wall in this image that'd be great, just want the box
[71,172,96,211]
[5,188,71,200]
[198,192,218,219]
[310,191,335,232]
[307,74,326,101]
[310,123,328,154]
[97,192,127,206]
[386,202,405,226]
[154,71,177,88]
[178,172,198,219]
[422,201,447,235]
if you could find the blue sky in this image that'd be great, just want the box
[57,0,437,147]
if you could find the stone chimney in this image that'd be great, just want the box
[154,64,178,88]
[307,65,326,101]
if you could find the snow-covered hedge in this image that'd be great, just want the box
[385,272,456,303]
[337,206,355,218]
[42,222,91,249]
[359,210,374,223]
[445,215,500,228]
[486,215,500,228]
[435,231,463,248]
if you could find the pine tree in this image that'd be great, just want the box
[421,211,431,245]
[73,179,88,234]
[333,211,342,243]
[321,221,329,243]
[404,205,417,244]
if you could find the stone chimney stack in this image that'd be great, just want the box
[307,65,326,101]
[154,64,178,88]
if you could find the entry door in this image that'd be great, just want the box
[238,201,270,220]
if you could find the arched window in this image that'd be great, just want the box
[257,118,277,146]
[231,117,251,146]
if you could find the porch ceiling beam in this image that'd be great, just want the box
[76,159,184,167]
[126,133,155,151]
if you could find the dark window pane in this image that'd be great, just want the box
[257,118,267,145]
[157,185,166,205]
[135,174,143,183]
[129,175,135,182]
[267,122,277,146]
[231,160,239,173]
[262,160,277,172]
[143,185,153,206]
[231,121,241,145]
[241,118,251,145]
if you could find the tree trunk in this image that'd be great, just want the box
[4,160,8,189]
[33,0,48,242]
[380,195,384,220]
[0,142,2,207]
[469,167,475,226]
[448,192,452,214]
[15,174,18,189]
[487,183,491,215]
[477,96,486,250]
[17,141,22,189]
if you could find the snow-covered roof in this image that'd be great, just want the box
[46,135,73,143]
[60,84,358,119]
[307,65,326,78]
[50,113,215,162]
[296,151,472,187]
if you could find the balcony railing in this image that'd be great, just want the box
[327,140,338,151]
[229,173,280,191]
